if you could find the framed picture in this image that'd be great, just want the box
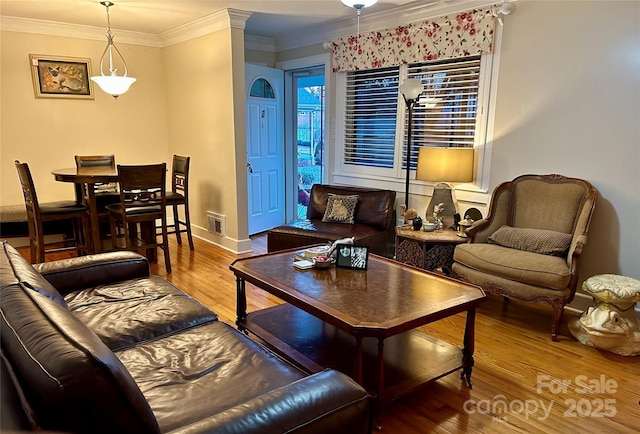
[29,54,94,99]
[335,244,369,270]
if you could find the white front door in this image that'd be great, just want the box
[246,64,285,235]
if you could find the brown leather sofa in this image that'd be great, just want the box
[268,184,396,257]
[0,241,372,433]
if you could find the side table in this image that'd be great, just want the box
[395,226,467,275]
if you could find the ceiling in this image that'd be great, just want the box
[0,0,438,39]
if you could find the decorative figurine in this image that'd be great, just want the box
[432,203,445,230]
[326,236,355,258]
[400,206,418,224]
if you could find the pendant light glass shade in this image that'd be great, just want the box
[90,1,136,99]
[91,74,136,97]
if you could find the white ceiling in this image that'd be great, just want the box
[0,0,432,39]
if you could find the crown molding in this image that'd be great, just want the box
[273,0,495,51]
[1,1,493,52]
[0,8,252,49]
[160,8,252,47]
[0,15,162,47]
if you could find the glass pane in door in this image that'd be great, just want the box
[296,72,325,219]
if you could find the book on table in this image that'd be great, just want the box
[293,245,330,262]
[293,259,315,270]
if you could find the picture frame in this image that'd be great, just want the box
[29,54,94,99]
[335,244,369,270]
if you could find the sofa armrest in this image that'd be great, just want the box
[168,370,372,434]
[33,252,150,295]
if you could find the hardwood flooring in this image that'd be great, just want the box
[16,235,640,433]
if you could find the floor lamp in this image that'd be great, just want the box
[399,79,425,211]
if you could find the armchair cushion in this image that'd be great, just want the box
[454,243,571,290]
[322,194,359,224]
[487,225,572,256]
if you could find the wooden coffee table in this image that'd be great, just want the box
[230,249,485,423]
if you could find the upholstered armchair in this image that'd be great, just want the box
[452,174,598,341]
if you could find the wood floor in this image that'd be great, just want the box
[17,235,640,433]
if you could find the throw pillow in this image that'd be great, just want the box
[488,225,573,256]
[322,194,359,224]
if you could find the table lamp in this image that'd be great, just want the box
[416,147,474,229]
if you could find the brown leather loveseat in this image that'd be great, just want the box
[267,184,396,257]
[0,241,372,433]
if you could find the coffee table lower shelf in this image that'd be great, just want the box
[239,303,466,402]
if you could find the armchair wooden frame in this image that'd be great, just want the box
[452,174,598,341]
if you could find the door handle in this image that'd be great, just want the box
[246,162,253,173]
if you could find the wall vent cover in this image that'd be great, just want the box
[206,211,226,237]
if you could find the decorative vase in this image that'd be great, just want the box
[412,217,423,231]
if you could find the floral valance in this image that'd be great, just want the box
[329,7,496,72]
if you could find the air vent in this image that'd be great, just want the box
[206,211,226,237]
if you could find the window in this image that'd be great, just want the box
[344,67,399,169]
[339,55,486,182]
[404,56,481,169]
[249,78,275,99]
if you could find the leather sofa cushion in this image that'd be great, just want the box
[454,243,571,290]
[34,250,150,295]
[268,219,389,255]
[307,184,395,230]
[1,242,67,307]
[0,283,159,434]
[117,321,306,433]
[64,276,218,351]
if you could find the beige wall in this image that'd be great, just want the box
[163,27,249,252]
[0,31,168,206]
[490,0,639,280]
[245,48,275,67]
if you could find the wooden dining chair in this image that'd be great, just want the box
[106,163,171,274]
[75,155,119,241]
[14,160,89,263]
[74,154,119,203]
[163,155,194,250]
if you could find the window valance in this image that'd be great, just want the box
[329,7,496,72]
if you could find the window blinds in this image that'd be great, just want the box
[344,67,399,168]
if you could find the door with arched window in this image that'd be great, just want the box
[245,63,284,235]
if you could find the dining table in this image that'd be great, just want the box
[51,166,157,261]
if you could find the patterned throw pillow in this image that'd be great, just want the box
[488,225,572,256]
[322,194,359,224]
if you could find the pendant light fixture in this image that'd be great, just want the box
[90,1,136,99]
[341,0,378,36]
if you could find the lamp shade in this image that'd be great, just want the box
[399,78,424,101]
[415,147,474,182]
[90,75,136,97]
